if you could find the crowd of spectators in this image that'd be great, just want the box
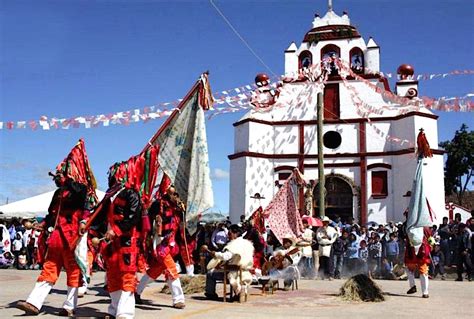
[1,211,473,283]
[0,218,41,269]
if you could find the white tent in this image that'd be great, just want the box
[0,190,105,219]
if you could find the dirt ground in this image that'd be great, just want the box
[0,269,472,318]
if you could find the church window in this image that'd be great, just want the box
[350,47,364,74]
[299,50,312,69]
[371,171,388,197]
[321,44,340,75]
[278,172,291,181]
[323,131,342,149]
[323,83,340,119]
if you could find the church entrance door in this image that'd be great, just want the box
[314,176,354,223]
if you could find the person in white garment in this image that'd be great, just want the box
[316,216,338,280]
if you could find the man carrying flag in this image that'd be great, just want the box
[16,139,98,316]
[135,72,215,309]
[90,145,159,319]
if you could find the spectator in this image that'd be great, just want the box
[12,232,23,267]
[358,240,369,275]
[0,251,14,269]
[345,233,359,277]
[211,222,228,251]
[384,233,399,270]
[316,216,338,280]
[438,217,452,266]
[298,219,315,278]
[17,248,28,270]
[455,223,472,281]
[369,234,382,278]
[386,221,398,234]
[431,244,446,280]
[331,230,348,279]
[359,226,368,242]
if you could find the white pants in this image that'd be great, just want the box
[63,287,78,311]
[136,274,153,295]
[26,281,52,310]
[137,274,184,305]
[26,282,77,311]
[78,281,87,295]
[109,290,134,319]
[167,278,185,304]
[407,270,429,295]
[186,264,195,277]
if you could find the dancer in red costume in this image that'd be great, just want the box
[135,176,186,309]
[16,139,97,316]
[176,224,197,276]
[90,145,158,319]
[405,226,432,298]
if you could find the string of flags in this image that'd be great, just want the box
[379,69,474,81]
[0,65,472,131]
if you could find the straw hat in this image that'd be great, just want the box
[206,257,222,271]
[281,234,296,246]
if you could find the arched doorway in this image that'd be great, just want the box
[314,175,355,223]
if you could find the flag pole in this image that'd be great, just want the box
[142,78,203,153]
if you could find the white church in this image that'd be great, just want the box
[228,5,446,225]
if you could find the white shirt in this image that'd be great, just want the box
[13,239,23,251]
[300,228,314,257]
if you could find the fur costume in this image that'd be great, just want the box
[211,237,254,295]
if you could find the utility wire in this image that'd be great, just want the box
[209,0,278,77]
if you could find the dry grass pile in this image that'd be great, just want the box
[160,275,206,295]
[339,274,385,302]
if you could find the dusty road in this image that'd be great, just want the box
[1,269,472,318]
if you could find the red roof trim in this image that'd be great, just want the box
[233,111,438,127]
[228,148,444,160]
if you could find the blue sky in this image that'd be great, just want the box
[1,0,473,213]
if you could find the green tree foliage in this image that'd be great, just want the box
[440,124,474,206]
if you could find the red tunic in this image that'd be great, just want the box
[404,228,432,266]
[105,188,142,272]
[41,182,88,256]
[149,195,182,259]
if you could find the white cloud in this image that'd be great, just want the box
[1,183,56,203]
[211,168,229,181]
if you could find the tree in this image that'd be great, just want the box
[440,124,474,206]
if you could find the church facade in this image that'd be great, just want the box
[228,9,446,225]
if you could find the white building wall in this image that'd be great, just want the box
[229,157,248,223]
[274,125,299,154]
[234,122,250,153]
[391,153,417,222]
[244,157,276,219]
[248,122,274,153]
[305,124,359,154]
[365,122,392,152]
[423,154,447,224]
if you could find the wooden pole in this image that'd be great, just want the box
[142,80,201,153]
[317,92,325,218]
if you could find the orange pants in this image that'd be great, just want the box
[106,252,137,293]
[37,246,81,287]
[406,263,429,275]
[147,253,179,281]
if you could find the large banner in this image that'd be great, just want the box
[155,90,214,234]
